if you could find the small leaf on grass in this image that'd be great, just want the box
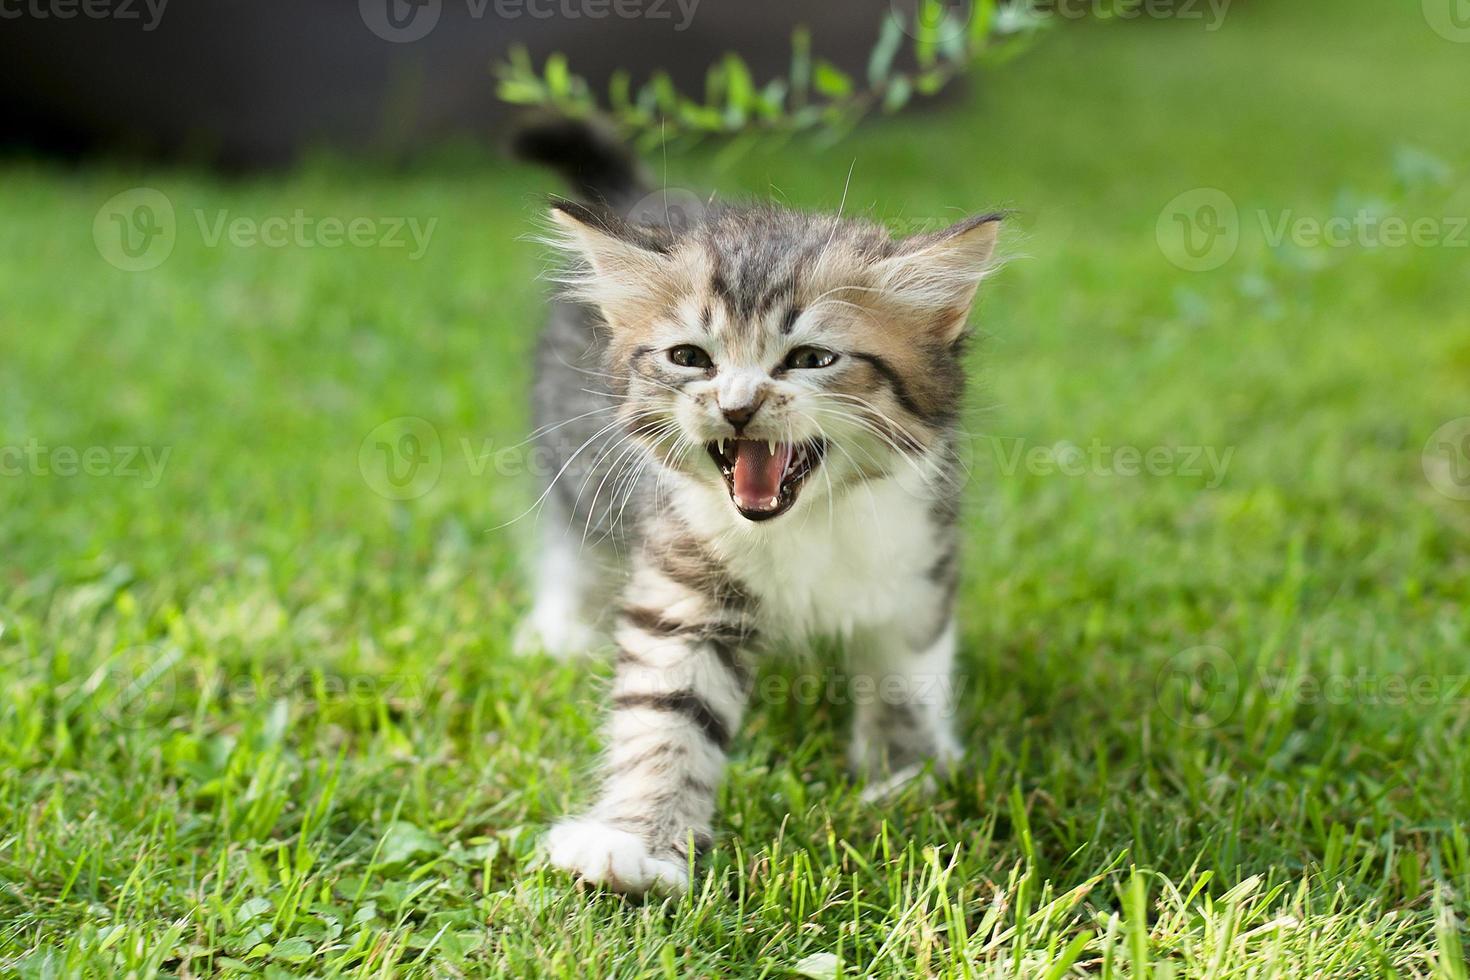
[792,951,839,980]
[268,937,315,963]
[378,821,443,868]
[237,897,273,923]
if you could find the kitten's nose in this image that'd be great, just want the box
[721,400,761,433]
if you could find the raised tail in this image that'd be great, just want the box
[510,115,650,211]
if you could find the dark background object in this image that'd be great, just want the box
[0,0,912,169]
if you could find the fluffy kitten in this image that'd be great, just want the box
[515,119,1002,895]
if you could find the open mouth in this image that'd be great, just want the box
[706,439,826,521]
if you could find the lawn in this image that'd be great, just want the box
[2,0,1469,974]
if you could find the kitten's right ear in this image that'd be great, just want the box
[547,197,671,297]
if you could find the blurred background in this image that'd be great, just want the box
[2,0,975,167]
[2,0,1469,974]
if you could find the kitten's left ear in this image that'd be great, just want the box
[877,213,1003,344]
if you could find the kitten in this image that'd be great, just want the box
[514,119,1002,895]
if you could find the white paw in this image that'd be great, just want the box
[853,743,962,803]
[513,608,602,660]
[545,819,690,896]
[859,763,937,803]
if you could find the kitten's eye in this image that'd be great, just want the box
[668,345,713,369]
[783,346,839,370]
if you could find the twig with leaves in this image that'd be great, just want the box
[495,0,1050,149]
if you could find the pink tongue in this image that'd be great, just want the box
[732,441,793,512]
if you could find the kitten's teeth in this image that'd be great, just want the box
[767,439,776,454]
[718,438,726,456]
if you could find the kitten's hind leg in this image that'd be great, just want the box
[514,526,609,659]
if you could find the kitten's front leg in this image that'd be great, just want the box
[849,616,964,799]
[547,589,750,895]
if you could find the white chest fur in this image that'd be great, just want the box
[675,475,946,642]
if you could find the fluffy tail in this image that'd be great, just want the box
[510,115,650,210]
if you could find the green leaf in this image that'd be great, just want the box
[237,897,273,923]
[868,13,904,87]
[608,70,632,113]
[914,69,948,96]
[970,0,997,48]
[914,0,943,67]
[544,54,570,97]
[790,26,812,104]
[882,74,913,113]
[755,78,788,118]
[812,60,853,98]
[377,820,443,869]
[268,937,315,964]
[724,54,753,113]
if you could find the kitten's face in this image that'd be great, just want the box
[551,201,1000,523]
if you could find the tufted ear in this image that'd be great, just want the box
[876,213,1003,344]
[547,198,677,325]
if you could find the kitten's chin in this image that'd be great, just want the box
[705,438,826,522]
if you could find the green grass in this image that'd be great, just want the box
[3,0,1470,974]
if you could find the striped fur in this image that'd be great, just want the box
[521,120,1000,895]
